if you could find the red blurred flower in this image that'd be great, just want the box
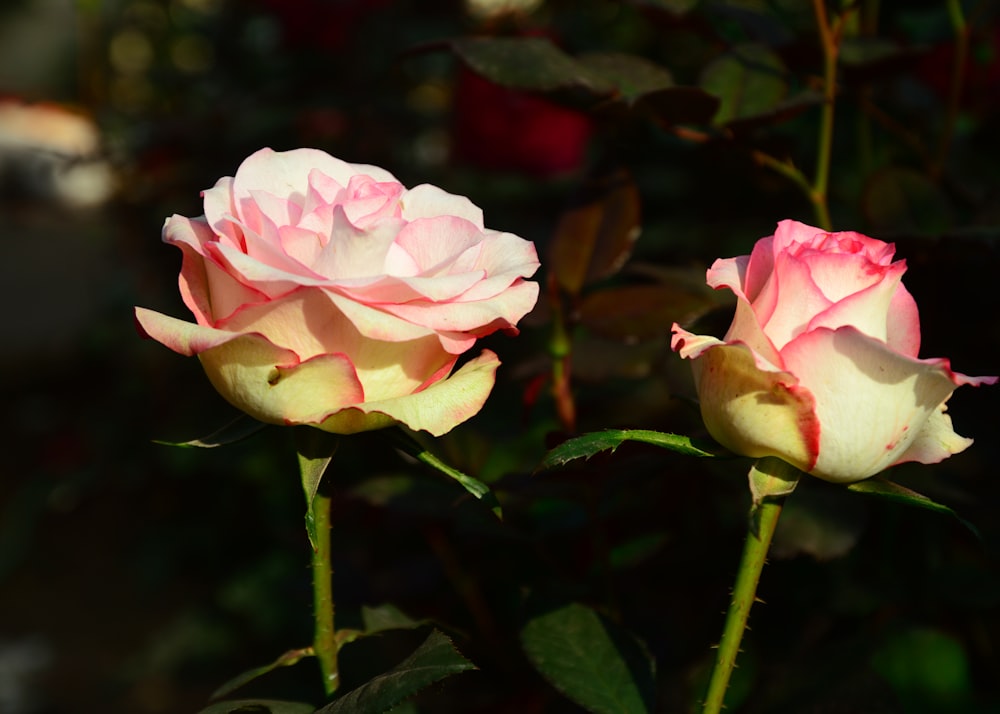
[452,68,592,177]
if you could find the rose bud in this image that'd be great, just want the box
[671,220,995,483]
[136,147,539,436]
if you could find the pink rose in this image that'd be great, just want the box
[671,220,995,483]
[135,147,539,436]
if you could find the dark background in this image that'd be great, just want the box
[2,1,1000,712]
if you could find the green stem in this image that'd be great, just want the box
[311,488,338,696]
[750,149,815,203]
[701,496,785,714]
[811,0,841,231]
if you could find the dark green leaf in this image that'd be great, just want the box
[521,603,654,714]
[197,699,315,714]
[388,429,501,519]
[361,603,428,635]
[846,477,980,540]
[316,630,476,714]
[450,36,609,93]
[211,648,314,700]
[577,52,673,103]
[448,37,717,126]
[153,415,266,448]
[700,44,788,125]
[540,429,725,470]
[295,428,340,551]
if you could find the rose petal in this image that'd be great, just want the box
[211,241,327,295]
[200,346,365,426]
[758,250,833,349]
[670,324,724,361]
[800,250,889,303]
[162,217,214,324]
[164,213,214,255]
[721,298,783,369]
[324,290,438,343]
[278,225,326,268]
[247,188,303,230]
[706,254,750,299]
[341,175,404,227]
[218,288,454,398]
[887,284,920,357]
[379,279,540,335]
[685,339,821,473]
[391,216,487,275]
[741,232,777,303]
[164,217,270,325]
[218,288,352,361]
[339,272,487,304]
[311,208,404,279]
[779,325,969,482]
[457,230,540,282]
[401,183,484,228]
[202,176,240,246]
[311,349,501,436]
[231,148,395,215]
[892,399,973,467]
[302,169,345,214]
[134,306,294,360]
[136,306,367,425]
[804,260,906,343]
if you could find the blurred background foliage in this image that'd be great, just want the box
[2,0,1000,711]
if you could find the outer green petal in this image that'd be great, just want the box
[312,350,501,436]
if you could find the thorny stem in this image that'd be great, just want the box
[311,488,338,696]
[700,496,785,714]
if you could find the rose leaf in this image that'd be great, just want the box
[521,602,655,714]
[540,429,725,470]
[153,414,267,448]
[847,477,980,541]
[315,630,476,714]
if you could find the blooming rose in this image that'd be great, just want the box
[135,147,539,436]
[671,220,995,483]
